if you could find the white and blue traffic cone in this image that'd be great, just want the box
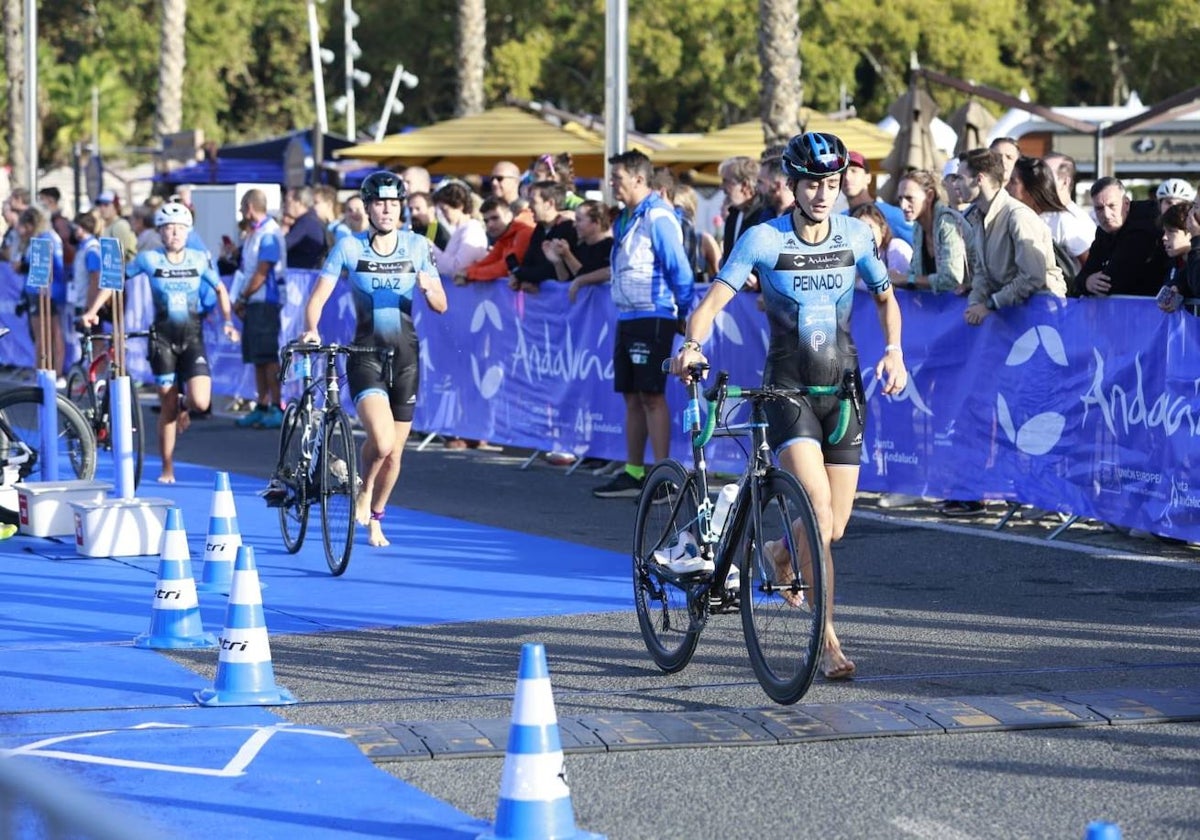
[133,507,216,650]
[194,545,296,706]
[1085,822,1122,840]
[479,643,604,840]
[197,471,241,593]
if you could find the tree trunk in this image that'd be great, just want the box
[4,0,26,188]
[757,0,802,147]
[456,0,485,117]
[155,0,187,140]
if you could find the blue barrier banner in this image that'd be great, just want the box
[1,260,1196,540]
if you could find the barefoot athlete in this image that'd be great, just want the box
[301,171,448,548]
[671,132,907,680]
[82,202,238,484]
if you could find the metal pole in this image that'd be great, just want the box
[375,64,404,142]
[24,0,37,197]
[343,0,355,139]
[603,0,628,203]
[306,0,328,135]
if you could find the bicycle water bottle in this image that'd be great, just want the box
[293,352,312,381]
[710,483,738,539]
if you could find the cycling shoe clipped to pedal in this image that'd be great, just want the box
[653,531,714,575]
[259,479,291,508]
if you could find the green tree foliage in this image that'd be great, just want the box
[13,0,1200,167]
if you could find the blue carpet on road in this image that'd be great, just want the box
[0,454,627,838]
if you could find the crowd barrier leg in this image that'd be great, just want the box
[993,502,1021,532]
[416,431,442,451]
[519,451,542,470]
[1047,515,1081,541]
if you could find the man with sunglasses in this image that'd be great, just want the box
[672,132,906,682]
[489,161,523,208]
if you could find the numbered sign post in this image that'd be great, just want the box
[26,238,60,481]
[99,237,136,498]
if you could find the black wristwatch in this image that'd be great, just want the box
[985,295,998,311]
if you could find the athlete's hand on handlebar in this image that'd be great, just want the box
[670,343,708,384]
[299,330,320,345]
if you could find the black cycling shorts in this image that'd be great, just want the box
[613,317,675,395]
[763,366,864,466]
[346,343,419,422]
[149,333,211,389]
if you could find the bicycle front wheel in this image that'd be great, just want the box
[632,459,703,673]
[741,468,826,705]
[320,409,357,576]
[0,387,96,481]
[275,403,309,553]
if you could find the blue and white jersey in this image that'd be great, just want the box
[318,230,436,347]
[72,234,102,309]
[238,217,286,305]
[127,247,222,342]
[717,213,889,383]
[610,192,694,321]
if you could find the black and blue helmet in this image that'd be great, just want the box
[781,132,850,180]
[360,170,406,203]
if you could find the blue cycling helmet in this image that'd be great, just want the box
[360,170,406,203]
[781,132,850,180]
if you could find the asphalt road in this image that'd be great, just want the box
[161,409,1200,840]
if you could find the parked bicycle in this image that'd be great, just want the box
[64,324,151,489]
[267,341,392,576]
[0,328,96,483]
[632,363,858,705]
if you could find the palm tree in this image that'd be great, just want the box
[456,0,485,116]
[757,0,801,147]
[4,0,26,187]
[155,0,186,140]
[44,54,137,161]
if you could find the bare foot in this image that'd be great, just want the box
[821,648,856,680]
[764,539,806,608]
[367,520,390,547]
[157,474,176,485]
[354,489,371,526]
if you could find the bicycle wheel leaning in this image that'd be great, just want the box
[319,408,357,576]
[741,467,826,705]
[0,387,96,480]
[632,459,703,673]
[274,402,310,553]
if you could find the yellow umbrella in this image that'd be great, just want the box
[334,106,652,178]
[651,108,895,173]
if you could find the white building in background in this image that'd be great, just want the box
[986,92,1200,183]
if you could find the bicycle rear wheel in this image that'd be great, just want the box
[320,409,357,576]
[632,459,703,673]
[741,468,826,705]
[275,403,309,553]
[0,387,96,480]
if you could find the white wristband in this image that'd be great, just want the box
[884,344,903,354]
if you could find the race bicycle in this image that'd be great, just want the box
[0,329,96,483]
[269,341,392,576]
[64,324,150,489]
[632,363,859,705]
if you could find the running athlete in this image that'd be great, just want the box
[671,132,907,681]
[82,202,238,484]
[300,171,448,549]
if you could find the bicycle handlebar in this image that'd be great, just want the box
[675,363,859,449]
[279,341,396,383]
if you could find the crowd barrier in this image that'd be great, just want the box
[1,262,1196,541]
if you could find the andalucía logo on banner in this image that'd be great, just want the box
[999,325,1069,455]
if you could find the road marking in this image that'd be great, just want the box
[2,721,348,777]
[891,815,982,839]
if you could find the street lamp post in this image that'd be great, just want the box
[374,64,419,142]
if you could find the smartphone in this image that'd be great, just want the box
[1156,285,1183,310]
[504,254,520,272]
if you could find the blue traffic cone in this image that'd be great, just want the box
[133,508,216,649]
[195,545,296,706]
[479,643,604,840]
[197,472,241,593]
[1085,822,1122,840]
